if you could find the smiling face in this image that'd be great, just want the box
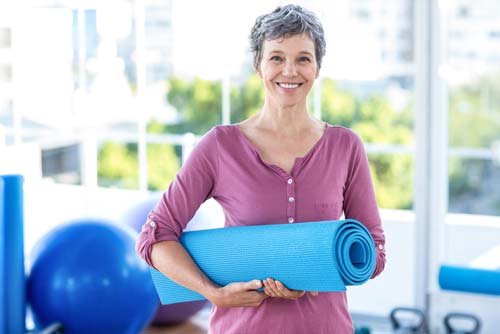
[257,33,319,109]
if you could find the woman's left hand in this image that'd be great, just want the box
[263,278,317,300]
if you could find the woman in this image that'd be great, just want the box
[136,4,386,333]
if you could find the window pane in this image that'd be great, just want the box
[446,0,500,216]
[164,77,222,135]
[98,141,139,189]
[368,153,414,210]
[146,143,180,191]
[321,78,413,146]
[449,157,500,215]
[42,144,81,184]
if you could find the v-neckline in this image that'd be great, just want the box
[233,123,329,176]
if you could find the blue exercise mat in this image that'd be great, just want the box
[151,219,376,304]
[0,175,25,334]
[439,265,500,296]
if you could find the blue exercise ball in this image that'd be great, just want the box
[27,219,158,334]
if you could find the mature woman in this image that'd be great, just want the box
[136,4,386,333]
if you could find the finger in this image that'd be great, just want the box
[252,279,263,289]
[274,280,288,297]
[243,279,262,290]
[263,278,276,297]
[275,280,298,299]
[276,281,305,299]
[310,291,319,296]
[265,278,281,297]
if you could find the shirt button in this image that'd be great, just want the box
[288,197,295,203]
[287,178,293,185]
[288,217,294,223]
[149,221,156,227]
[378,244,384,250]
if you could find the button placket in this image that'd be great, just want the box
[286,177,295,223]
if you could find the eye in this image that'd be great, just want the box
[298,56,311,62]
[270,55,283,63]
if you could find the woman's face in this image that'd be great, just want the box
[257,33,319,109]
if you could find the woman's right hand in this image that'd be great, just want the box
[209,280,268,307]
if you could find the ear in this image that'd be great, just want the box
[256,67,262,78]
[315,66,320,79]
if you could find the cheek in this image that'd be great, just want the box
[306,67,319,79]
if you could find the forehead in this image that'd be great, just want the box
[262,33,315,55]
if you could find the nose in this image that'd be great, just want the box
[282,60,297,77]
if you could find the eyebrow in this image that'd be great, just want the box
[268,50,314,57]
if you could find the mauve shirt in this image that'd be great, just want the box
[136,124,386,334]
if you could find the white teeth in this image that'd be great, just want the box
[279,83,300,89]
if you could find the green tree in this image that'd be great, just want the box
[449,73,500,148]
[97,121,181,190]
[98,142,139,189]
[165,77,222,135]
[448,72,500,214]
[231,74,265,123]
[321,78,414,209]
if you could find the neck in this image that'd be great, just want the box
[255,99,319,133]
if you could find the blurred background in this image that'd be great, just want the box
[1,0,500,333]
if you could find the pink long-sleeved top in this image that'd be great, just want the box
[136,124,386,334]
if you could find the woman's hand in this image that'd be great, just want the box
[263,278,318,299]
[208,280,268,307]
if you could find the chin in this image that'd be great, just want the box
[278,99,303,108]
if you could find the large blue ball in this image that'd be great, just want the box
[27,220,158,334]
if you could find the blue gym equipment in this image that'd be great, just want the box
[0,175,25,334]
[439,265,500,296]
[151,219,376,304]
[1,174,161,333]
[27,220,158,334]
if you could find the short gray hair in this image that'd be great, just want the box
[249,4,326,70]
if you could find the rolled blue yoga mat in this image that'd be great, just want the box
[0,175,25,334]
[151,219,376,305]
[439,265,500,296]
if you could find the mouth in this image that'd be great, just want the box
[276,82,304,89]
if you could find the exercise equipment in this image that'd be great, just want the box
[444,312,481,334]
[354,325,371,334]
[0,177,4,333]
[439,265,500,296]
[27,220,158,334]
[122,197,209,324]
[0,175,25,334]
[389,307,427,334]
[26,322,63,334]
[151,219,376,304]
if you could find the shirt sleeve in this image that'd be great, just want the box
[135,128,219,267]
[342,132,386,278]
